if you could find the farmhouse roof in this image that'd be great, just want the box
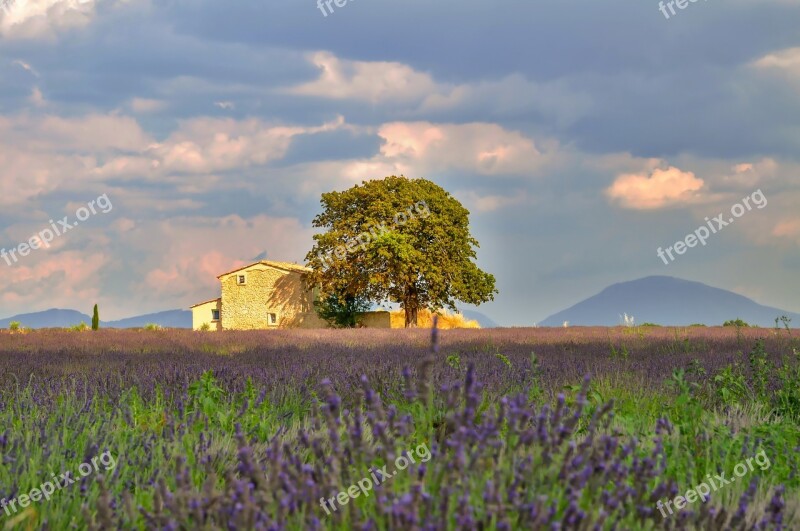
[216,260,311,279]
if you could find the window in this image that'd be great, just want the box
[211,309,220,321]
[268,313,278,326]
[237,274,246,285]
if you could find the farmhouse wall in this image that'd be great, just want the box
[219,264,328,330]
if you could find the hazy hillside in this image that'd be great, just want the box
[541,276,800,327]
[0,309,192,329]
[0,309,92,329]
[105,310,192,328]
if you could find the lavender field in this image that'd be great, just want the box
[0,325,798,529]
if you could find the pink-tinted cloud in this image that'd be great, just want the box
[287,51,441,104]
[0,251,107,309]
[376,121,543,176]
[134,214,317,306]
[606,165,705,209]
[772,218,800,240]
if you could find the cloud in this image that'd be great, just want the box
[111,217,135,232]
[136,214,316,303]
[772,218,800,240]
[1,0,97,39]
[12,59,39,76]
[417,73,593,127]
[719,158,778,189]
[284,52,592,126]
[28,86,46,107]
[457,190,529,212]
[606,165,705,209]
[0,136,97,210]
[279,121,553,196]
[374,121,544,176]
[0,250,107,310]
[752,47,800,74]
[751,47,800,91]
[287,51,441,104]
[214,101,235,110]
[139,115,346,175]
[0,111,349,210]
[1,0,147,40]
[129,98,166,113]
[34,113,153,151]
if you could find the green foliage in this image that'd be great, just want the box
[445,353,461,370]
[70,322,89,332]
[712,363,749,407]
[199,323,211,331]
[723,318,750,327]
[92,304,99,331]
[609,341,630,360]
[748,340,771,400]
[641,322,662,327]
[187,370,225,418]
[774,348,800,420]
[661,328,696,355]
[686,358,707,379]
[305,176,497,327]
[8,321,20,331]
[494,352,512,369]
[620,325,647,339]
[143,323,163,331]
[314,292,371,328]
[527,353,544,404]
[680,339,800,425]
[666,368,703,426]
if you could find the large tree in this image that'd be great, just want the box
[305,176,497,328]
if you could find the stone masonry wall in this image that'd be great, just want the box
[220,264,328,330]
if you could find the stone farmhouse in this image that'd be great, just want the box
[191,260,392,330]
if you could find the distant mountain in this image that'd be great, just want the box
[540,276,800,327]
[0,309,92,329]
[461,309,498,328]
[105,310,192,328]
[0,308,192,329]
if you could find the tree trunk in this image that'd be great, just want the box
[404,286,419,328]
[405,305,418,328]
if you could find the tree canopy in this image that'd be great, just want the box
[305,176,497,327]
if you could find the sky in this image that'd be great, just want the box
[0,0,798,325]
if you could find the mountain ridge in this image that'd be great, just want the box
[0,309,192,329]
[540,276,800,327]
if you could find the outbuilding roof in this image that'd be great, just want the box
[189,297,221,308]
